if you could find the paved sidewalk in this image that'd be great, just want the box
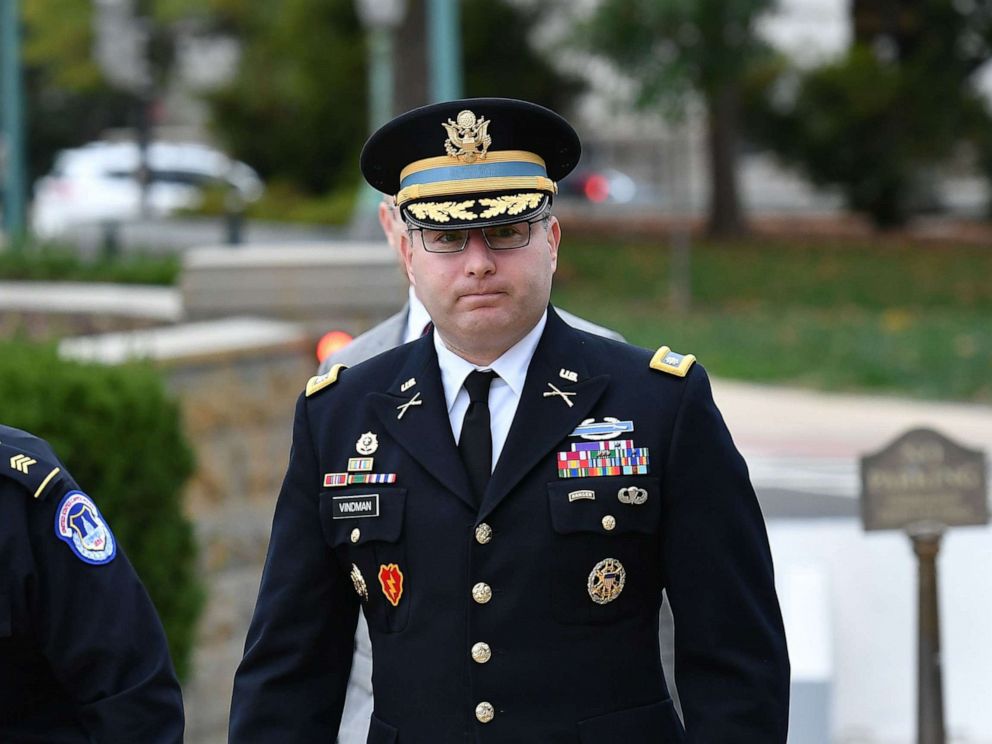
[710,378,992,517]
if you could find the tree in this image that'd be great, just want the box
[462,0,582,113]
[578,0,775,237]
[22,0,585,201]
[21,1,139,184]
[201,0,583,196]
[744,0,992,227]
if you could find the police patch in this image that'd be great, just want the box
[55,491,116,565]
[332,493,380,519]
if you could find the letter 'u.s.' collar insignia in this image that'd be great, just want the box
[571,418,634,441]
[649,346,695,377]
[55,491,116,565]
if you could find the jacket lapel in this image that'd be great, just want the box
[480,310,610,520]
[367,335,475,510]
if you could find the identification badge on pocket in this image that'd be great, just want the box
[332,493,380,519]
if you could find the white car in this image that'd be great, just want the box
[31,140,263,239]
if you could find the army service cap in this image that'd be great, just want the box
[360,97,581,229]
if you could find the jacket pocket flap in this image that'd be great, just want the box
[548,477,660,535]
[321,488,406,547]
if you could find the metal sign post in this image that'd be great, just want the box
[909,527,944,744]
[861,427,988,744]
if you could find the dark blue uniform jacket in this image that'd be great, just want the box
[231,309,790,743]
[0,425,184,743]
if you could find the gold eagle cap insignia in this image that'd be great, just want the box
[442,110,492,162]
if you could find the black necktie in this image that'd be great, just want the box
[459,370,497,507]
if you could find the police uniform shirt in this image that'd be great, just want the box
[436,309,546,469]
[0,425,184,742]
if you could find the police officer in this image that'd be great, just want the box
[0,424,184,741]
[231,98,789,742]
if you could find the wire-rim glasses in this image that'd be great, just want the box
[409,214,549,254]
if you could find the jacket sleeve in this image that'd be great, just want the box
[660,366,790,742]
[229,393,360,741]
[28,453,185,742]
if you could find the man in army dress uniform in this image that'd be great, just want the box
[231,98,789,742]
[324,195,640,744]
[0,424,184,742]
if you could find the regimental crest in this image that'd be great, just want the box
[55,491,116,565]
[356,432,379,456]
[442,110,492,162]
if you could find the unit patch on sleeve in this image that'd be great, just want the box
[54,491,117,565]
[332,493,380,519]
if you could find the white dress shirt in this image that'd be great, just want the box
[403,289,432,344]
[434,310,547,472]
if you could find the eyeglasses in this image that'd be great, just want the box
[409,214,549,254]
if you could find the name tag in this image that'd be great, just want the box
[332,494,380,519]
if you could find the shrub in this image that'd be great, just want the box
[0,245,180,285]
[0,341,202,679]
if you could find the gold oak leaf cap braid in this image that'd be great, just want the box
[360,98,581,230]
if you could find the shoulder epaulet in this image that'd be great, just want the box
[0,441,65,500]
[649,345,696,378]
[306,363,347,397]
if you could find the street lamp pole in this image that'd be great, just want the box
[427,0,462,102]
[353,0,406,237]
[1,0,27,243]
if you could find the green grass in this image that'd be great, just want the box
[0,245,180,285]
[552,238,992,403]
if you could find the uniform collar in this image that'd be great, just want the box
[434,309,548,413]
[404,288,433,343]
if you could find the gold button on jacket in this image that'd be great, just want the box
[475,701,495,723]
[471,642,492,664]
[471,582,492,604]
